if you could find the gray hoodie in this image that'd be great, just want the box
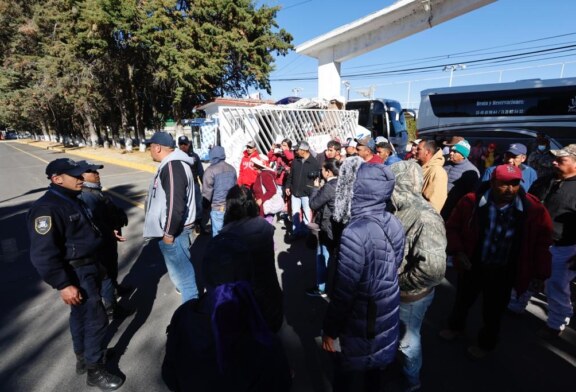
[202,146,237,208]
[389,160,447,299]
[143,149,196,238]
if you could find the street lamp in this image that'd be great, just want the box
[443,64,466,87]
[342,80,351,102]
[292,87,303,97]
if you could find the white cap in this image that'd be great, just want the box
[274,135,284,145]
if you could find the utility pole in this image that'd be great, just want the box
[443,64,466,87]
[342,80,351,102]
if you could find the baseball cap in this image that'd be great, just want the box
[45,158,88,179]
[443,136,464,146]
[76,160,104,172]
[144,132,175,148]
[246,141,256,149]
[178,135,190,145]
[297,140,310,151]
[550,144,576,158]
[375,136,389,144]
[491,164,523,182]
[506,143,527,156]
[355,135,375,151]
[451,140,471,158]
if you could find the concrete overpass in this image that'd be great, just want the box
[296,0,497,99]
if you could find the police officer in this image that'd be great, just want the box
[27,158,123,390]
[77,160,132,320]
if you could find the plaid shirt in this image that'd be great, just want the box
[479,190,523,265]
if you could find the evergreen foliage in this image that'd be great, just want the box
[0,0,293,144]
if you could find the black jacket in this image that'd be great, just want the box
[27,184,103,290]
[285,154,319,197]
[529,174,576,246]
[309,178,337,240]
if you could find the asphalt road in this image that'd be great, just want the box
[0,141,574,392]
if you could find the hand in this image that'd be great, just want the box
[313,178,320,187]
[114,230,127,242]
[60,285,83,306]
[256,199,262,206]
[285,188,291,197]
[162,234,174,244]
[322,335,336,352]
[456,252,472,270]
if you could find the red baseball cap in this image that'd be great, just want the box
[491,164,523,182]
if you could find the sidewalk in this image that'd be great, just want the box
[20,139,158,173]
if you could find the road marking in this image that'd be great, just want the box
[5,143,50,163]
[6,143,145,209]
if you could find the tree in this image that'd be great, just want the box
[0,0,293,144]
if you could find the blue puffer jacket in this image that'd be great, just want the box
[323,163,405,370]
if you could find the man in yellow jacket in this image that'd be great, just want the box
[415,140,448,213]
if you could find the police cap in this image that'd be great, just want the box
[45,158,88,179]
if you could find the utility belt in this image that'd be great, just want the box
[68,257,97,269]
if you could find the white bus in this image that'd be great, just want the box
[417,77,576,148]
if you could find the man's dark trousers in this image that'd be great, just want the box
[69,263,108,365]
[448,263,515,350]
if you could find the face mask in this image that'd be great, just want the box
[537,145,546,151]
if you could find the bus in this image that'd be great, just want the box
[417,77,576,149]
[346,98,415,151]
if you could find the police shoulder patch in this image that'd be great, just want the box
[35,216,52,235]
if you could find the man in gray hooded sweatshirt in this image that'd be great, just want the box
[389,160,447,392]
[202,146,237,237]
[144,132,198,303]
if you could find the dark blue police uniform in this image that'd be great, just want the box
[27,183,108,366]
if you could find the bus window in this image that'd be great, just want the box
[387,101,406,138]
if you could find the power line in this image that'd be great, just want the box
[270,44,576,82]
[272,31,576,78]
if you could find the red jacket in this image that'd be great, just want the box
[252,170,277,216]
[238,150,259,187]
[446,189,552,295]
[267,148,294,186]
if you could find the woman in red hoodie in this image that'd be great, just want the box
[251,156,278,224]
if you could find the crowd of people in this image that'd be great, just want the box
[26,129,575,392]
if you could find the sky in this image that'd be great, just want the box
[255,0,576,108]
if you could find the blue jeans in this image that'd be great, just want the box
[316,241,330,292]
[158,227,198,303]
[399,289,435,386]
[69,264,108,365]
[546,245,576,330]
[210,210,225,237]
[291,195,311,236]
